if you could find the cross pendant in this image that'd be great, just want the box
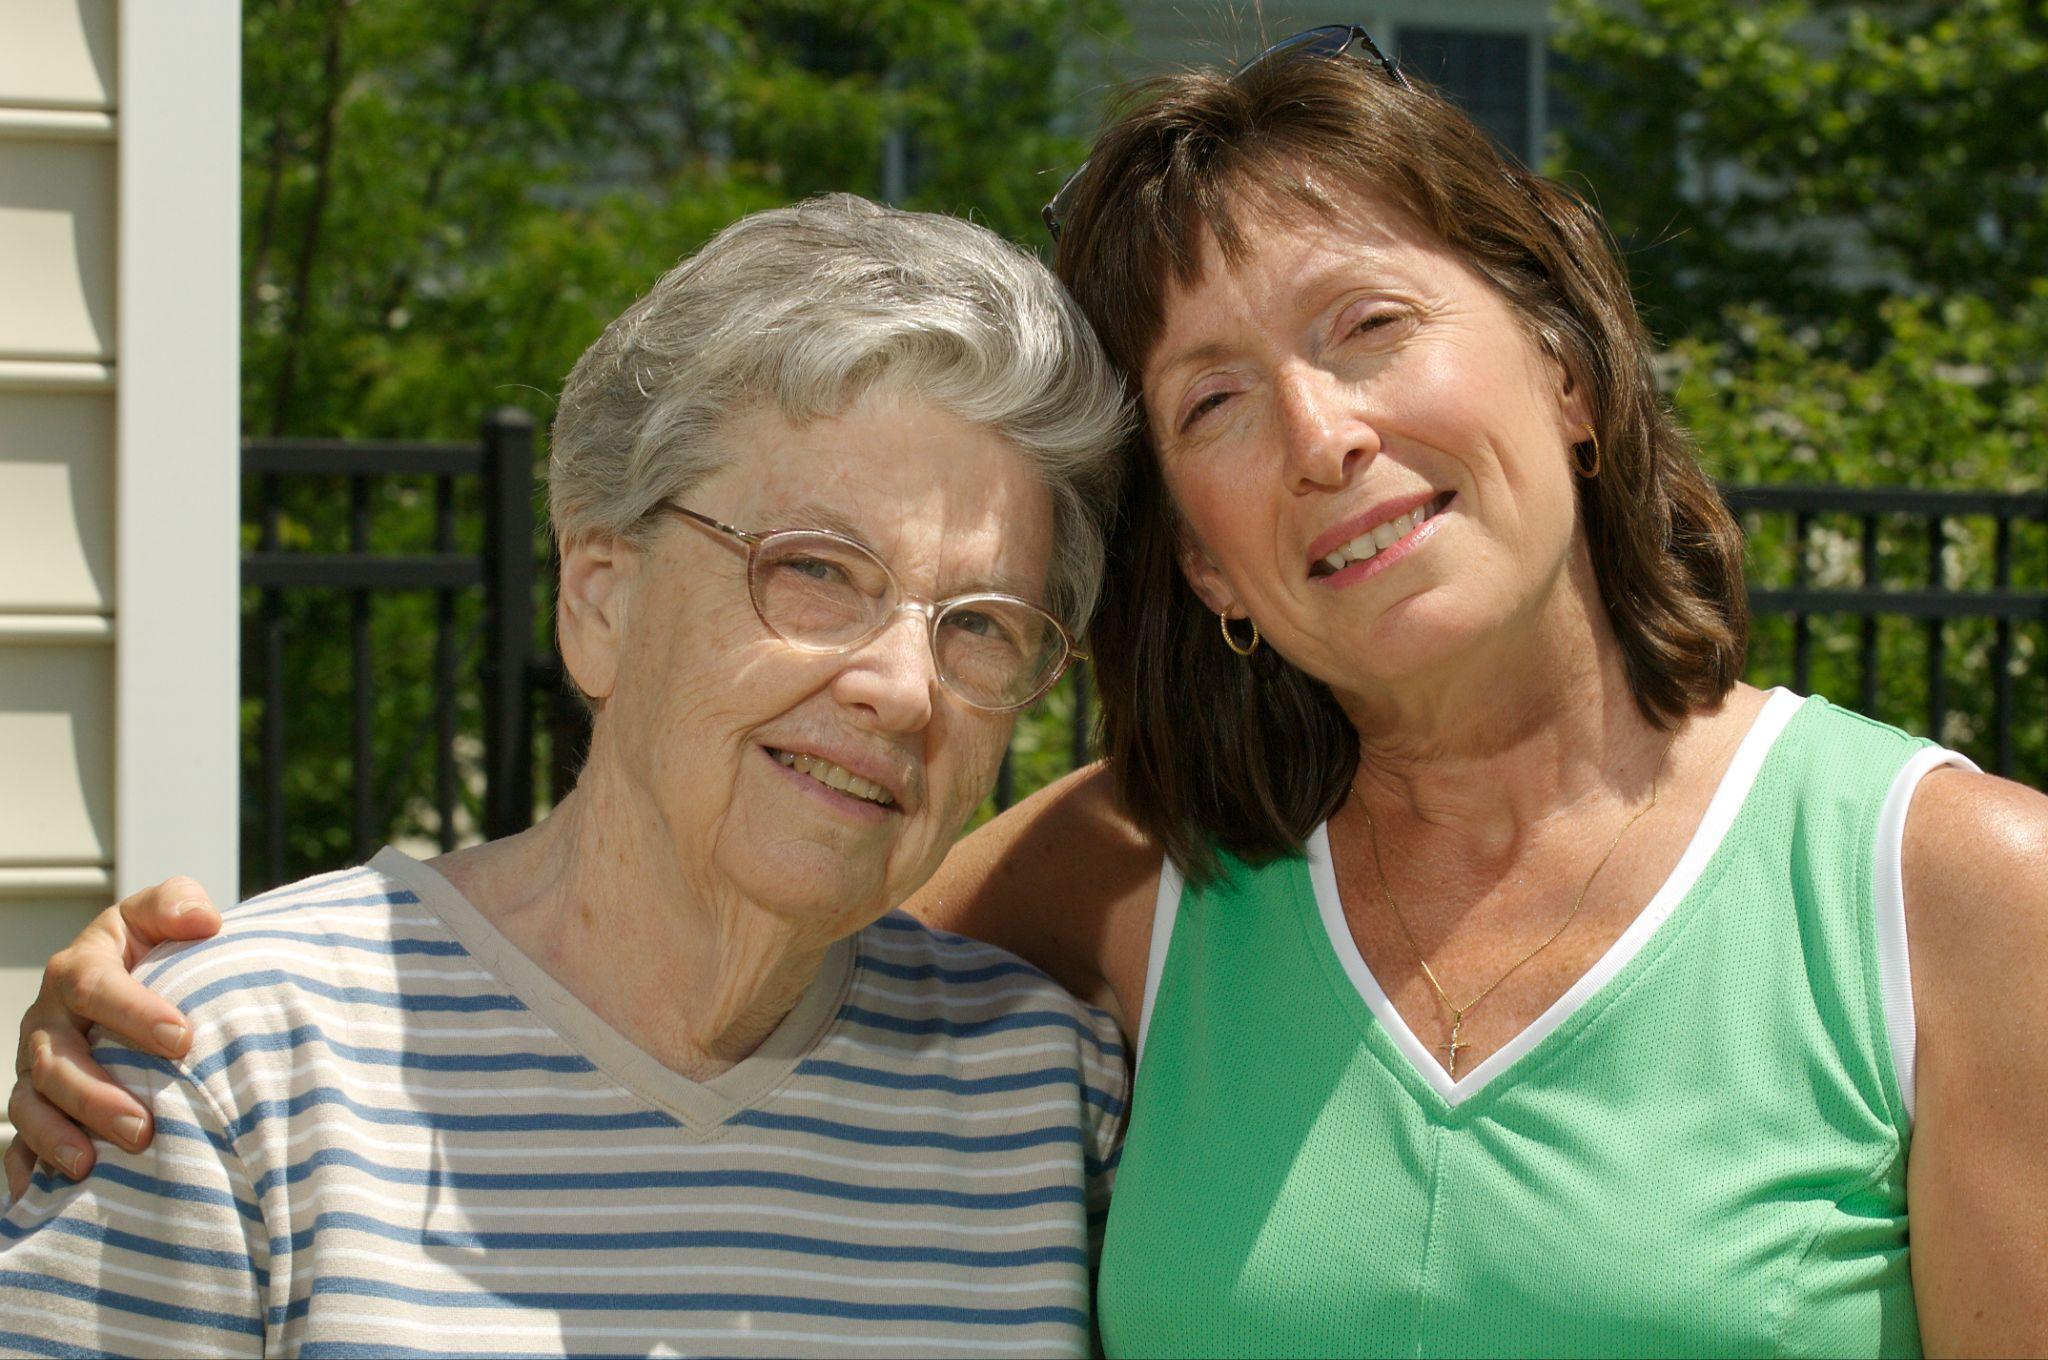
[1442,1015,1470,1079]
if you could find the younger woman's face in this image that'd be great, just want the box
[1140,188,1589,702]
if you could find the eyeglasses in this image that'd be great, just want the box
[1040,24,1413,242]
[653,503,1086,715]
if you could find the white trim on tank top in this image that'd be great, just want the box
[1134,688,1965,1108]
[1872,743,1977,1122]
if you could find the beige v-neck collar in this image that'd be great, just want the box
[370,846,855,1131]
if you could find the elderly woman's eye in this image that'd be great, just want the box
[784,555,853,585]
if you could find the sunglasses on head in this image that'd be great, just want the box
[1041,23,1413,242]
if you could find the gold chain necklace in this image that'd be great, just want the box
[1355,730,1679,1079]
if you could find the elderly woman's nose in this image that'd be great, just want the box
[831,612,938,732]
[1274,366,1378,491]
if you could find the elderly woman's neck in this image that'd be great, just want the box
[432,781,833,1083]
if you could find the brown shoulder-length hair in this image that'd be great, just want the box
[1051,52,1748,882]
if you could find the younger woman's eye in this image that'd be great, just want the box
[1350,308,1407,338]
[1182,390,1231,429]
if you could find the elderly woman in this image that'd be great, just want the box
[16,27,2048,1359]
[0,194,1129,1357]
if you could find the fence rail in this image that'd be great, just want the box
[238,439,2047,891]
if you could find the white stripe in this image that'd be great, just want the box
[159,943,496,998]
[20,1237,254,1302]
[313,1245,1082,1294]
[40,1312,242,1358]
[857,980,1068,1010]
[813,1036,1082,1066]
[1135,856,1181,1072]
[265,1178,1078,1237]
[181,1116,1079,1181]
[303,1311,1077,1353]
[775,1090,1079,1121]
[1871,744,1977,1124]
[201,1002,556,1043]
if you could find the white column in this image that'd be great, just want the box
[113,0,241,903]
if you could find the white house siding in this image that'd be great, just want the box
[0,0,238,1136]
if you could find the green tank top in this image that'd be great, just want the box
[1097,692,1969,1358]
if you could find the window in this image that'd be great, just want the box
[1397,26,1535,163]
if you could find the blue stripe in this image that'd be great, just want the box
[99,1024,591,1083]
[839,1003,1127,1059]
[162,927,466,965]
[300,1347,647,1360]
[793,1057,1126,1115]
[171,968,527,1016]
[857,954,1047,985]
[75,1162,265,1225]
[233,889,420,923]
[731,1107,1083,1154]
[276,1210,1086,1269]
[0,1329,105,1358]
[226,1143,1079,1209]
[2,1213,263,1282]
[129,1083,675,1142]
[295,1275,1086,1329]
[0,1269,261,1337]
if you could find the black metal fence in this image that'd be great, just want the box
[244,411,541,888]
[239,433,2047,891]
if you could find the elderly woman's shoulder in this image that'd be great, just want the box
[133,853,452,1017]
[907,762,1161,1027]
[852,909,1128,1066]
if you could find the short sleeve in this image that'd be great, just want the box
[0,1043,269,1358]
[1076,1003,1130,1262]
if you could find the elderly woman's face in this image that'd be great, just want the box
[1141,189,1589,698]
[569,388,1054,934]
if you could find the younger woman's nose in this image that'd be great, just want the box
[1274,366,1379,491]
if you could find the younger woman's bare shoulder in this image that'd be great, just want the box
[907,762,1162,1027]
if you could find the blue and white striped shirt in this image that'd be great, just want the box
[0,848,1126,1357]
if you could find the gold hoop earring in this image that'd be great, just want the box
[1220,610,1260,657]
[1571,427,1601,479]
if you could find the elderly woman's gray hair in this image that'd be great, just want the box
[549,194,1133,632]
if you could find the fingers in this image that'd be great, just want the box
[7,1078,96,1183]
[20,1024,149,1155]
[44,921,191,1060]
[5,1136,36,1202]
[119,876,223,958]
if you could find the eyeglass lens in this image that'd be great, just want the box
[749,531,1066,710]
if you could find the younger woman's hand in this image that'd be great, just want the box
[5,878,222,1200]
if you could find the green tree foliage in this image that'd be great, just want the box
[1550,0,2047,782]
[1551,0,2048,345]
[240,0,1123,885]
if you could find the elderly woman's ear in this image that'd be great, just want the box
[556,532,640,704]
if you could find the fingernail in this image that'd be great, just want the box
[153,1021,189,1053]
[112,1115,146,1149]
[170,898,207,918]
[57,1147,87,1177]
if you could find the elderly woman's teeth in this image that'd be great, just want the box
[775,750,894,806]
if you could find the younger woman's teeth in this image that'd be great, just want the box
[1321,502,1437,574]
[772,750,894,806]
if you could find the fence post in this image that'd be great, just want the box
[482,407,537,839]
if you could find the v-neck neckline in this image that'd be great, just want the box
[372,846,856,1132]
[1301,687,1806,1109]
